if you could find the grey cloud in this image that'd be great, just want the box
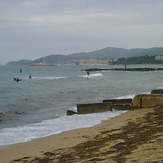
[0,0,163,64]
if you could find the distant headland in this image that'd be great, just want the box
[6,46,163,66]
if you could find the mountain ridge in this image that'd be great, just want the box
[6,46,163,65]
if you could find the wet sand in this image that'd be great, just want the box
[0,106,162,163]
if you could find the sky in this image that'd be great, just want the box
[0,0,163,64]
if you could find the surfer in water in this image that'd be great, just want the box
[13,77,22,82]
[86,71,90,76]
[86,71,91,79]
[29,75,32,79]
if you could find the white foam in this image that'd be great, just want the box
[81,73,103,78]
[117,94,135,99]
[90,73,103,77]
[32,76,67,80]
[117,91,151,99]
[0,110,126,146]
[157,87,163,89]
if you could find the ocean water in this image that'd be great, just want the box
[0,64,163,146]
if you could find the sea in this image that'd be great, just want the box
[0,64,163,146]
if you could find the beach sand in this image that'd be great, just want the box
[0,106,162,163]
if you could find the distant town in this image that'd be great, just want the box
[68,58,117,65]
[69,55,163,65]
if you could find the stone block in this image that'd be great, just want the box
[77,103,112,114]
[151,89,163,94]
[132,94,163,108]
[103,98,132,104]
[112,104,131,110]
[67,110,77,116]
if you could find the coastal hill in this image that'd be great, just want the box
[6,47,163,65]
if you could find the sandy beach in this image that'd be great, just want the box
[0,106,162,163]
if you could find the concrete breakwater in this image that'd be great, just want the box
[132,89,163,108]
[77,103,112,114]
[132,94,163,108]
[103,99,132,110]
[81,68,163,72]
[67,99,132,116]
[151,89,163,94]
[67,89,163,115]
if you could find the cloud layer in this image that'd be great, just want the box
[0,0,163,64]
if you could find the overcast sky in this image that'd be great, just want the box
[0,0,163,64]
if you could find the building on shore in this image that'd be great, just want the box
[69,59,116,65]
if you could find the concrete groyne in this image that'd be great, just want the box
[103,98,132,104]
[151,89,163,94]
[103,98,132,110]
[67,89,163,115]
[132,94,163,108]
[67,99,132,116]
[77,103,112,114]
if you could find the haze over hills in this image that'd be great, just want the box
[7,47,163,65]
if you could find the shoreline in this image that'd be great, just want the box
[0,106,162,162]
[0,110,126,147]
[0,110,126,148]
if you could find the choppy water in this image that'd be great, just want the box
[0,64,163,146]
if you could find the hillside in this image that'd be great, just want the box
[7,59,32,66]
[6,47,163,65]
[115,55,163,64]
[68,47,131,59]
[129,47,163,57]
